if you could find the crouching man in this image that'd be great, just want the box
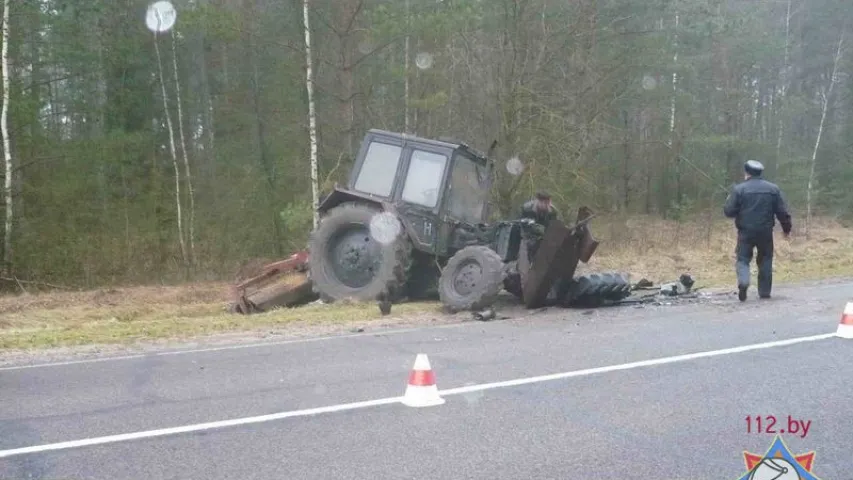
[520,191,558,228]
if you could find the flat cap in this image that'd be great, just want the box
[744,160,764,175]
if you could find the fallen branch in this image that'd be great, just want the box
[12,275,25,294]
[0,277,73,290]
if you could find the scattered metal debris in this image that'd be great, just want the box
[472,308,496,321]
[611,273,733,308]
[659,273,696,296]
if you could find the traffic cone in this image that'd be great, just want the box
[401,354,445,407]
[837,302,853,339]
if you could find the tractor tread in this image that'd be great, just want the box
[561,272,632,308]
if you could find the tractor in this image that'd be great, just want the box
[306,129,631,312]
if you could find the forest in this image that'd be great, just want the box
[1,0,852,289]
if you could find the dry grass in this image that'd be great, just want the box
[584,215,853,288]
[0,282,445,350]
[2,216,852,351]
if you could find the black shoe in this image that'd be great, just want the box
[759,294,771,299]
[738,285,748,302]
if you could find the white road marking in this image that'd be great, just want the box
[0,324,474,372]
[0,332,836,459]
[0,396,404,459]
[438,332,837,396]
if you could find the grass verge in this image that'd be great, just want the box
[0,284,445,350]
[584,215,853,287]
[2,216,852,351]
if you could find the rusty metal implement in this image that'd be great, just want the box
[228,251,316,314]
[520,207,599,309]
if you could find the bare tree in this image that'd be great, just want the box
[669,8,681,204]
[171,29,196,265]
[304,0,320,229]
[806,28,845,237]
[1,0,12,276]
[404,0,410,133]
[668,10,679,146]
[153,29,187,265]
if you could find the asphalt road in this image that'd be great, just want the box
[1,279,851,479]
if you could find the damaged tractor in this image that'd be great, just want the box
[304,129,632,312]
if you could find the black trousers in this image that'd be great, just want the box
[735,230,774,296]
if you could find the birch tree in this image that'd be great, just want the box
[171,29,196,265]
[148,3,187,265]
[806,27,845,237]
[669,8,681,204]
[303,0,320,229]
[1,0,11,276]
[404,0,410,133]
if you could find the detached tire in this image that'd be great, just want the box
[439,246,505,312]
[561,272,632,308]
[308,203,411,303]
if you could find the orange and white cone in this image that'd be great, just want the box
[837,302,853,339]
[401,354,445,408]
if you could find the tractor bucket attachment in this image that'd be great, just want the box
[228,251,317,314]
[520,207,599,309]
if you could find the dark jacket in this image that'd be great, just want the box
[723,177,792,235]
[520,200,557,227]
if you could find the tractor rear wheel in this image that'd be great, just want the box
[308,203,411,303]
[560,272,632,308]
[438,246,505,312]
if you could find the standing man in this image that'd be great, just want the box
[520,191,558,228]
[723,160,792,302]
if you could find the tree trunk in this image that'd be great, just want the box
[198,0,215,159]
[1,0,11,276]
[303,0,320,230]
[669,10,680,207]
[774,0,791,176]
[153,30,187,266]
[622,110,631,210]
[404,0,410,133]
[171,29,196,267]
[806,29,845,237]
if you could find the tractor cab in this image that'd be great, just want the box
[320,129,494,257]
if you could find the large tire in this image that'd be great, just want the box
[438,246,505,312]
[560,272,632,308]
[308,203,411,303]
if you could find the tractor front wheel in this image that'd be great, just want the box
[438,246,505,312]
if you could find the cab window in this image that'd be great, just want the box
[445,153,489,223]
[401,149,448,208]
[353,141,402,197]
